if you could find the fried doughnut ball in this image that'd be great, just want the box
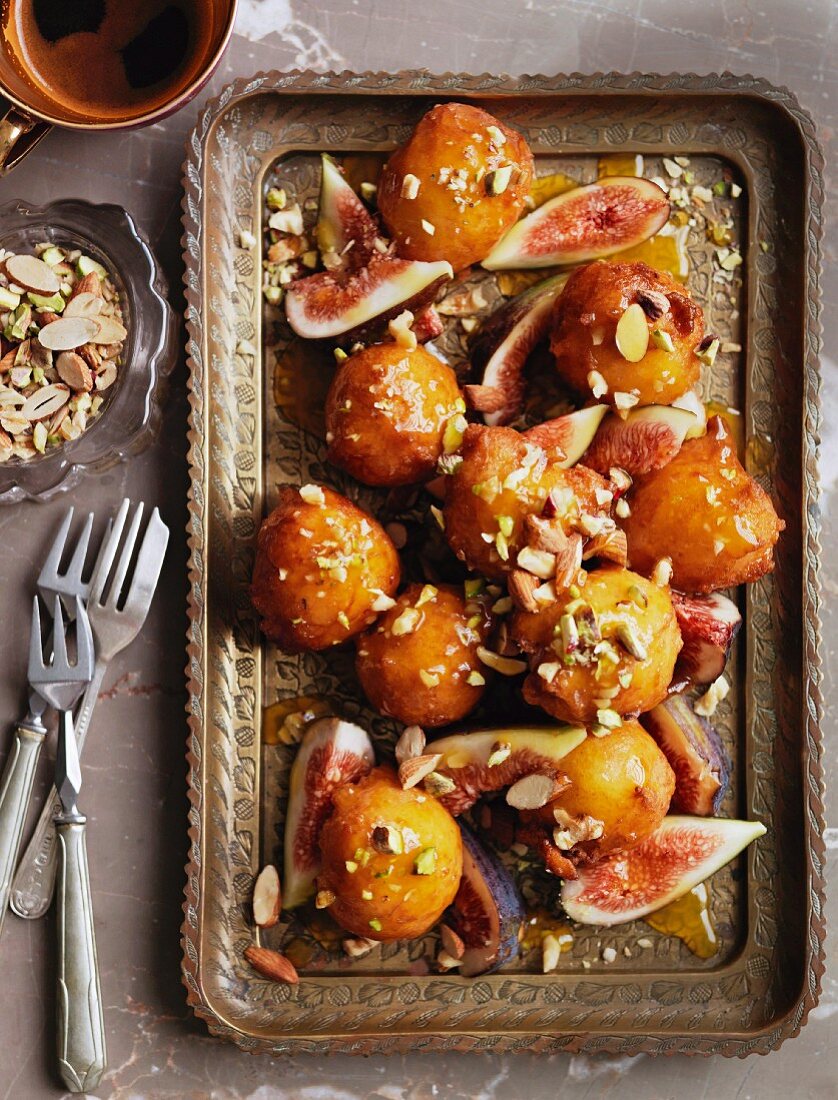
[377,102,534,272]
[250,485,400,652]
[325,342,463,487]
[355,583,491,727]
[443,424,612,580]
[550,260,704,407]
[623,415,785,593]
[317,767,463,941]
[525,721,675,861]
[512,565,681,725]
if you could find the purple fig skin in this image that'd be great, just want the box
[671,591,742,686]
[469,273,569,426]
[447,823,525,976]
[641,694,731,816]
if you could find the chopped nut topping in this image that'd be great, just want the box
[299,483,325,506]
[506,773,567,810]
[392,607,422,636]
[315,889,336,908]
[694,675,730,717]
[651,557,673,587]
[388,309,417,350]
[516,545,557,580]
[508,568,540,612]
[421,219,436,236]
[485,165,513,195]
[372,825,404,855]
[395,724,426,764]
[401,173,421,199]
[476,645,527,676]
[587,369,609,398]
[399,752,443,790]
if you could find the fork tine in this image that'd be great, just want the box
[123,508,170,614]
[37,508,74,587]
[88,498,130,605]
[65,512,94,583]
[106,502,144,609]
[73,597,95,678]
[27,596,45,676]
[51,596,68,670]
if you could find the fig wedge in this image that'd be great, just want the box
[283,717,375,909]
[468,273,570,426]
[483,177,670,271]
[523,404,608,467]
[316,154,380,266]
[583,405,698,477]
[641,695,731,815]
[285,254,453,340]
[447,824,525,976]
[425,726,586,815]
[561,815,766,926]
[671,591,742,686]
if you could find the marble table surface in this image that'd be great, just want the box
[0,1,835,1097]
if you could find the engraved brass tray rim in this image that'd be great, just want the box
[181,69,824,1057]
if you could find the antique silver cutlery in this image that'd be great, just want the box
[29,595,105,1094]
[11,498,169,919]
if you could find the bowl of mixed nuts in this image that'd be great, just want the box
[0,199,176,503]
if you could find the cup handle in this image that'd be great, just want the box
[0,97,51,174]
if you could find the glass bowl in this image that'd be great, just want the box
[0,198,177,503]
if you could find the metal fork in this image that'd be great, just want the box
[11,500,170,919]
[30,595,105,1094]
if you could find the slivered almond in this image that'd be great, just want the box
[252,864,281,928]
[395,724,426,765]
[70,271,101,299]
[64,292,103,319]
[20,384,69,420]
[554,533,583,589]
[243,945,299,984]
[506,773,567,810]
[583,528,628,566]
[440,924,465,959]
[90,316,127,344]
[524,514,568,554]
[5,254,59,295]
[36,316,99,351]
[463,384,508,414]
[343,936,377,958]
[95,364,117,390]
[56,351,93,392]
[508,568,540,612]
[399,752,442,790]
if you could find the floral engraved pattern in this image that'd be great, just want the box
[182,70,824,1057]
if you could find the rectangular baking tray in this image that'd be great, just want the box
[181,70,825,1056]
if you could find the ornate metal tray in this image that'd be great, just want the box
[181,71,824,1056]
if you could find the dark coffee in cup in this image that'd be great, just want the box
[1,0,219,123]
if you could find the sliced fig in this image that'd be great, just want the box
[641,695,731,815]
[672,389,708,439]
[447,823,525,976]
[671,591,742,686]
[524,405,608,467]
[561,815,766,926]
[468,273,570,426]
[283,717,375,909]
[285,254,453,340]
[483,177,670,271]
[583,405,698,477]
[316,154,380,267]
[426,726,586,816]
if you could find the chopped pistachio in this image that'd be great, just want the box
[419,669,441,688]
[466,670,486,687]
[368,918,383,932]
[650,328,675,353]
[464,578,485,599]
[615,620,648,661]
[485,165,513,195]
[345,860,358,874]
[266,187,287,210]
[415,584,438,608]
[487,741,512,767]
[414,847,438,875]
[497,514,514,538]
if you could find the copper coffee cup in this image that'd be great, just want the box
[0,0,237,173]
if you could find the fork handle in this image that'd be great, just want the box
[0,719,46,935]
[56,817,107,1093]
[11,662,105,919]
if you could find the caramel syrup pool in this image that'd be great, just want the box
[644,883,719,959]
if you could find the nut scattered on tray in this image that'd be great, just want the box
[0,244,127,461]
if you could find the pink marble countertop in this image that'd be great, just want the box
[0,2,834,1096]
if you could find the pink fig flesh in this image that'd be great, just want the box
[641,695,731,815]
[316,155,380,268]
[483,177,670,270]
[671,591,742,686]
[285,254,453,340]
[412,304,445,343]
[561,815,766,926]
[283,717,375,908]
[583,405,698,477]
[523,405,608,467]
[469,273,569,426]
[426,727,586,816]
